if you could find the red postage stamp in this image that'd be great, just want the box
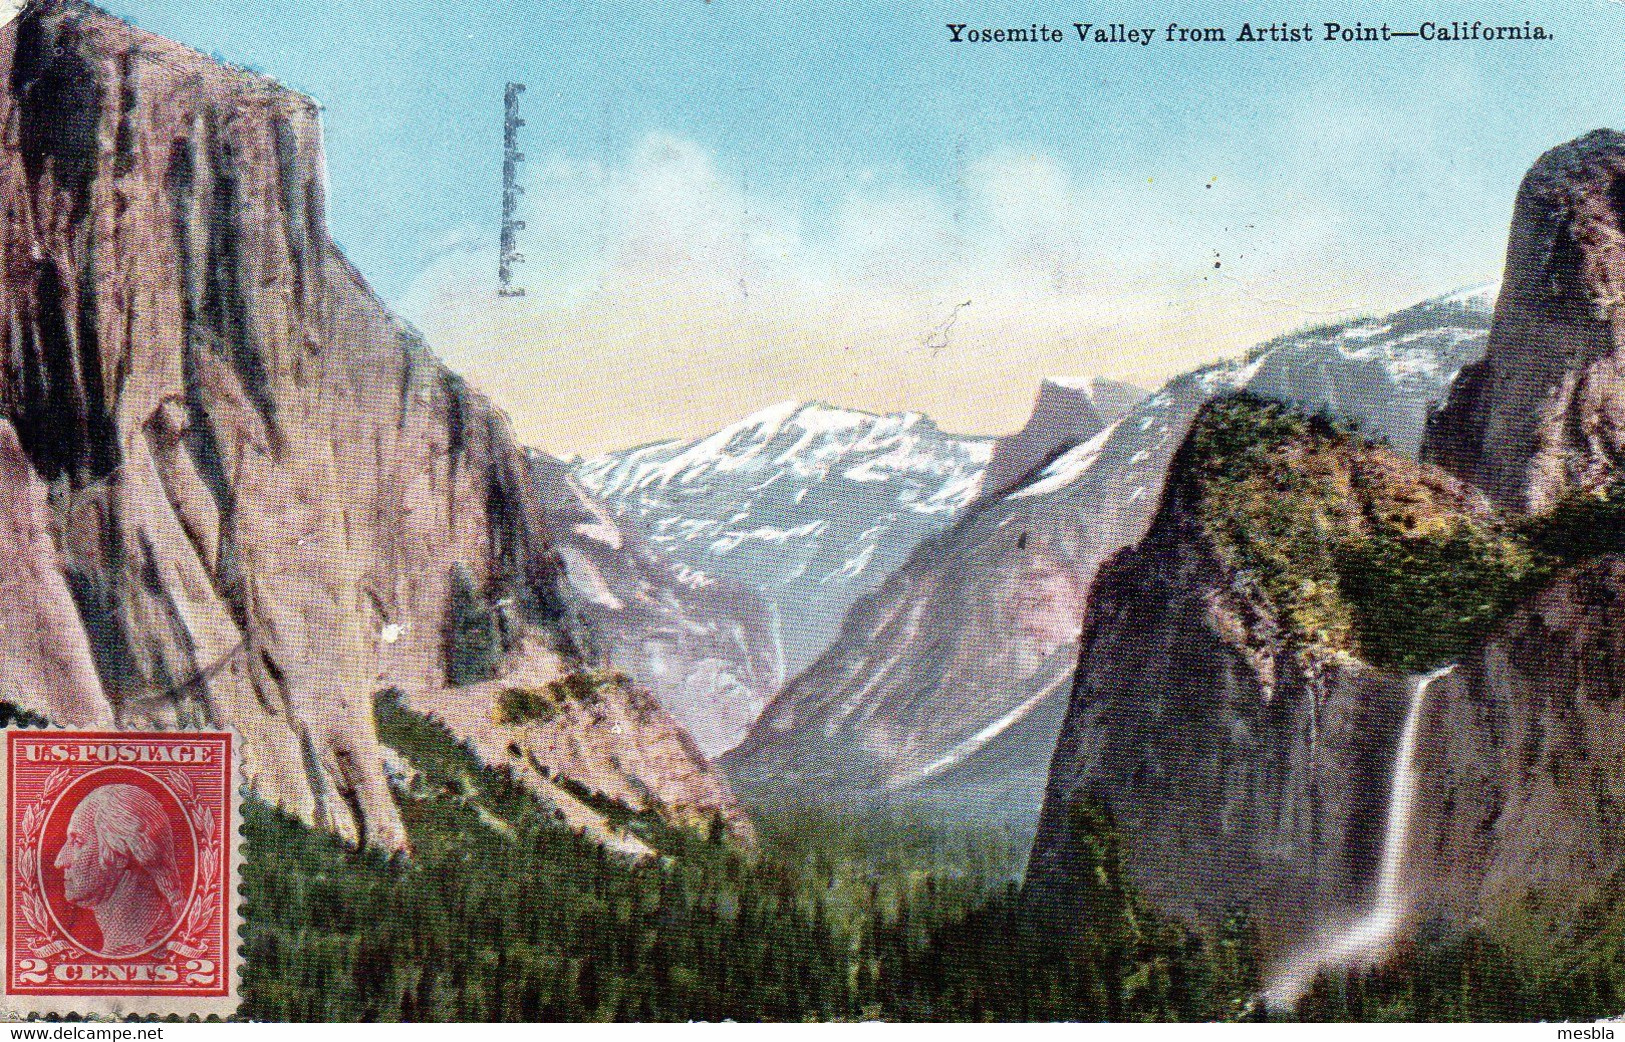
[2,731,240,1017]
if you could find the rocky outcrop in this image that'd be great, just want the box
[725,290,1492,831]
[403,651,753,854]
[1022,398,1494,948]
[1407,130,1625,921]
[0,418,110,726]
[977,377,1144,502]
[1408,554,1625,924]
[0,0,746,850]
[1423,131,1625,513]
[530,449,782,757]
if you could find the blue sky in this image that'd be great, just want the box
[96,0,1625,452]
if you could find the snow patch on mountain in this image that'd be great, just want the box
[726,285,1499,833]
[1008,418,1124,499]
[575,402,994,675]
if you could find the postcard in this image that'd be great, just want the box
[0,0,1617,1025]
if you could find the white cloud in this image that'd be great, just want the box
[396,132,1466,455]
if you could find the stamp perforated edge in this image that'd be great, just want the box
[0,726,244,1020]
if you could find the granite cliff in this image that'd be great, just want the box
[1022,396,1504,949]
[725,290,1492,830]
[1425,130,1625,514]
[1408,130,1625,922]
[975,377,1144,503]
[0,0,747,851]
[1030,131,1625,965]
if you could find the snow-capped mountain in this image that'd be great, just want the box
[724,286,1498,834]
[574,402,995,682]
[527,451,783,758]
[1245,283,1498,455]
[977,377,1148,503]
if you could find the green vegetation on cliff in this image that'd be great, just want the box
[444,563,504,686]
[493,669,626,725]
[1187,395,1625,673]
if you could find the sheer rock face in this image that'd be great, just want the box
[0,0,747,850]
[1409,555,1625,924]
[1406,131,1625,918]
[529,449,783,759]
[976,377,1144,503]
[1020,434,1442,950]
[725,291,1490,832]
[1423,130,1625,514]
[0,418,110,727]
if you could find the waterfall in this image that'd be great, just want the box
[1260,664,1456,1009]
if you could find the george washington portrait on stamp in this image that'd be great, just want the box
[2,731,240,1017]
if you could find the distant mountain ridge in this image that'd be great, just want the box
[528,449,783,758]
[574,402,994,689]
[723,285,1498,833]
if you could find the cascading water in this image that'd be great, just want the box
[1260,663,1456,1009]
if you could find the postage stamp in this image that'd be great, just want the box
[1,732,240,1018]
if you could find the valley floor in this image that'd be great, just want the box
[228,695,1625,1023]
